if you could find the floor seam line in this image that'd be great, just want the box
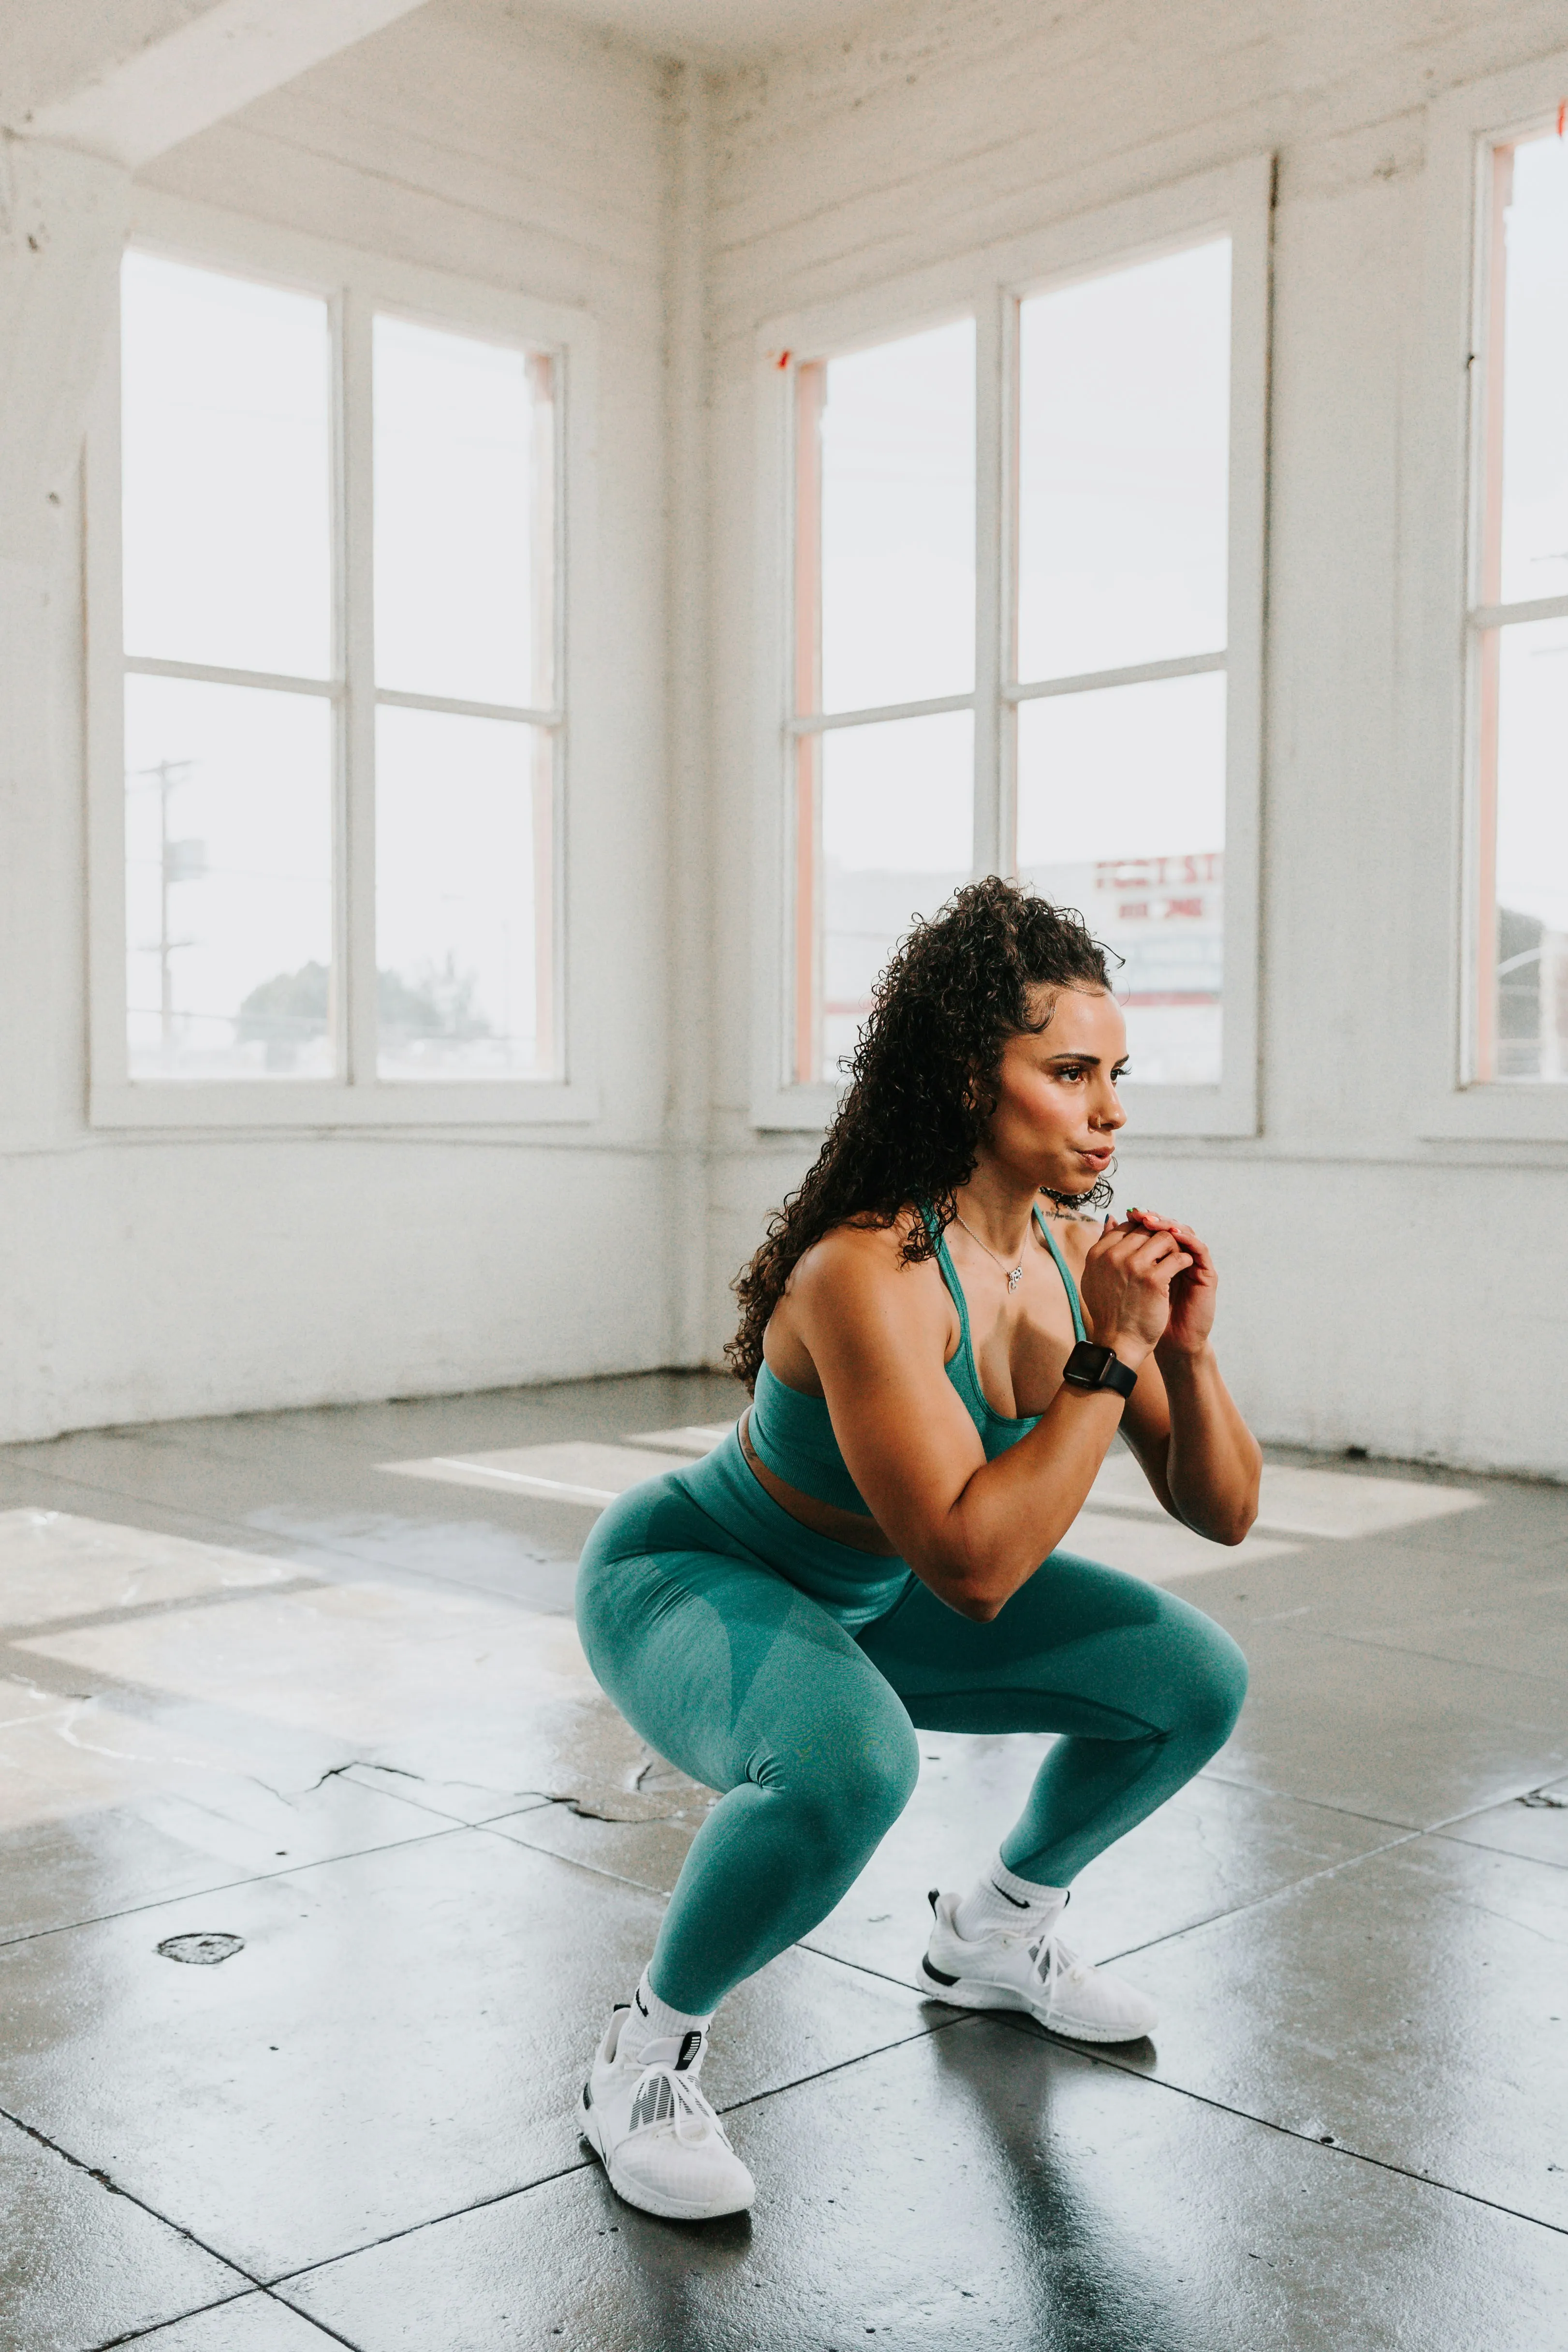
[1193,1768,1425,1832]
[91,2283,354,2352]
[1426,1826,1568,1870]
[715,2011,975,2120]
[249,2285,368,2352]
[1099,1830,1429,1962]
[267,2020,982,2291]
[89,2290,258,2352]
[0,2099,267,2291]
[1420,1779,1568,1836]
[470,1818,689,1892]
[264,2155,601,2287]
[1299,1622,1568,1692]
[0,1818,469,1952]
[0,1577,330,1649]
[989,2023,1568,2238]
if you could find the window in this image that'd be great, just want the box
[92,207,583,1124]
[121,255,337,1082]
[791,321,977,1083]
[774,160,1269,1125]
[1468,125,1568,1084]
[1013,240,1231,1087]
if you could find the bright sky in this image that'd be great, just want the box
[119,250,550,1078]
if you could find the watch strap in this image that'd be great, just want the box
[1062,1340,1137,1401]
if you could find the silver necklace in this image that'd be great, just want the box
[953,1213,1028,1294]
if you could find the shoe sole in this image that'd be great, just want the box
[921,1958,1156,2045]
[581,2106,756,2222]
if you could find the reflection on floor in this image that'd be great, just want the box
[383,1423,1484,1580]
[0,1370,1565,2350]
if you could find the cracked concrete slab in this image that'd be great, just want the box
[0,2109,246,2352]
[2,1373,1567,2351]
[1130,1831,1568,2229]
[277,2024,1568,2352]
[0,1826,926,2279]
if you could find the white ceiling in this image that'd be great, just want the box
[525,0,885,63]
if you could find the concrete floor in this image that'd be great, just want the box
[1,1372,1566,2352]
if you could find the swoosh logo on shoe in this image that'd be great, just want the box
[630,2075,675,2131]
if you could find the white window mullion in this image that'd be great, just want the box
[123,656,339,699]
[788,691,974,734]
[973,283,1005,880]
[1008,649,1229,702]
[997,284,1022,879]
[340,285,378,1092]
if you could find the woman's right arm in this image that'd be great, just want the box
[791,1222,1191,1622]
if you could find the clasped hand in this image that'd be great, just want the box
[1079,1207,1217,1362]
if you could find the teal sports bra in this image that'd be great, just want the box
[747,1204,1088,1517]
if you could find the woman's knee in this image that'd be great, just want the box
[1165,1603,1248,1754]
[779,1713,920,1862]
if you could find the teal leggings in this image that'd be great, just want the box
[576,1435,1247,2016]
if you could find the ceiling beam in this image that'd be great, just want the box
[12,0,433,170]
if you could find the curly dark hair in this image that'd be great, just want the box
[726,876,1115,1391]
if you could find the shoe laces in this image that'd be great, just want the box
[1026,1928,1092,1994]
[987,1916,1090,1993]
[628,2059,733,2150]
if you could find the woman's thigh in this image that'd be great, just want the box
[576,1478,916,1802]
[857,1546,1246,1745]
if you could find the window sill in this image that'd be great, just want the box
[88,1079,601,1132]
[1417,1084,1568,1146]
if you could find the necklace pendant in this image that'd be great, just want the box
[1007,1266,1023,1294]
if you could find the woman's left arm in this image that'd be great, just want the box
[1109,1211,1261,1546]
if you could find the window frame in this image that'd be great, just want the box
[1417,52,1568,1142]
[86,190,599,1129]
[748,155,1274,1136]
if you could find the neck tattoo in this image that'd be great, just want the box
[1040,1161,1116,1220]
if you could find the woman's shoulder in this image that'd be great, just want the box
[787,1206,940,1298]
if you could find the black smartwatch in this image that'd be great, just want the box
[1061,1341,1137,1401]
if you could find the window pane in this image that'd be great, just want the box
[125,676,334,1079]
[1017,240,1230,684]
[1016,672,1226,1084]
[1495,135,1568,610]
[374,318,554,709]
[807,320,975,716]
[798,710,973,1082]
[1487,618,1568,1080]
[121,252,331,679]
[375,707,552,1079]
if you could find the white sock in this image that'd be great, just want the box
[953,1855,1068,1943]
[616,1972,712,2068]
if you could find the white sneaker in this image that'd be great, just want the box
[921,1888,1158,2045]
[581,2007,756,2221]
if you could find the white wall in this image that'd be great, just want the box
[700,0,1568,1479]
[6,0,1568,1476]
[0,1,688,1441]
